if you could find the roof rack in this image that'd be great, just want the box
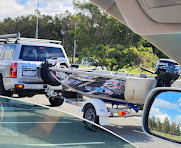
[0,33,20,39]
[0,33,20,43]
[0,33,62,44]
[18,38,62,44]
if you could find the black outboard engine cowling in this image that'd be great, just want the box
[155,59,180,87]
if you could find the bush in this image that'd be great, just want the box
[80,44,159,71]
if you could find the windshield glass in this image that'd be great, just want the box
[0,96,135,148]
[19,45,65,61]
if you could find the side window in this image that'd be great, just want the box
[0,45,5,60]
[3,44,16,60]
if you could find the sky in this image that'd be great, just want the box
[0,0,88,21]
[149,91,181,124]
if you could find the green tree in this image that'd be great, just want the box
[162,117,170,134]
[0,0,161,68]
[176,123,181,136]
[149,116,157,130]
[156,118,162,132]
[169,122,176,135]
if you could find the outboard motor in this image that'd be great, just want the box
[155,59,180,87]
[140,59,180,87]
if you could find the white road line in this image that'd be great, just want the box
[0,122,71,124]
[133,117,142,120]
[25,142,105,146]
[4,109,45,111]
[132,130,144,134]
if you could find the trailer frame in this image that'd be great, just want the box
[46,88,142,126]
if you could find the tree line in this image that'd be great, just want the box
[149,116,181,136]
[0,0,167,70]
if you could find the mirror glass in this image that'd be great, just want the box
[148,91,181,143]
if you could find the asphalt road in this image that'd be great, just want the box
[16,94,180,148]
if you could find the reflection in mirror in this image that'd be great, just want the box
[149,91,181,143]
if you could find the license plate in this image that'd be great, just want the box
[22,70,36,77]
[56,72,65,79]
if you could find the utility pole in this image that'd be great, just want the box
[35,0,39,39]
[73,19,77,64]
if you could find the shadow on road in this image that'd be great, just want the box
[104,124,154,143]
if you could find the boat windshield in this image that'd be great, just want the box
[0,96,136,148]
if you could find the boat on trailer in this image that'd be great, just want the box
[42,59,180,125]
[51,67,156,105]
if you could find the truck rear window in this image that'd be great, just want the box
[19,45,65,61]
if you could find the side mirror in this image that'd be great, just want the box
[142,88,181,145]
[71,64,79,69]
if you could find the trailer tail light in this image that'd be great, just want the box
[15,84,24,89]
[10,62,18,78]
[118,111,126,116]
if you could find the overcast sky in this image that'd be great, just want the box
[0,0,88,21]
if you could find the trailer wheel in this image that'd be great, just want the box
[83,104,99,127]
[49,96,64,107]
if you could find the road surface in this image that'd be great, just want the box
[16,94,180,148]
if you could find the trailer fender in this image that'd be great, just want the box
[80,99,110,125]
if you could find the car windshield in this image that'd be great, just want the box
[19,45,65,61]
[0,96,135,148]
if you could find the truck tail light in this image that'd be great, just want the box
[15,84,24,89]
[10,62,18,78]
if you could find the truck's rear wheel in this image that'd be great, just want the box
[61,90,83,98]
[0,78,13,97]
[17,92,35,98]
[83,104,99,128]
[18,94,27,98]
[49,96,64,107]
